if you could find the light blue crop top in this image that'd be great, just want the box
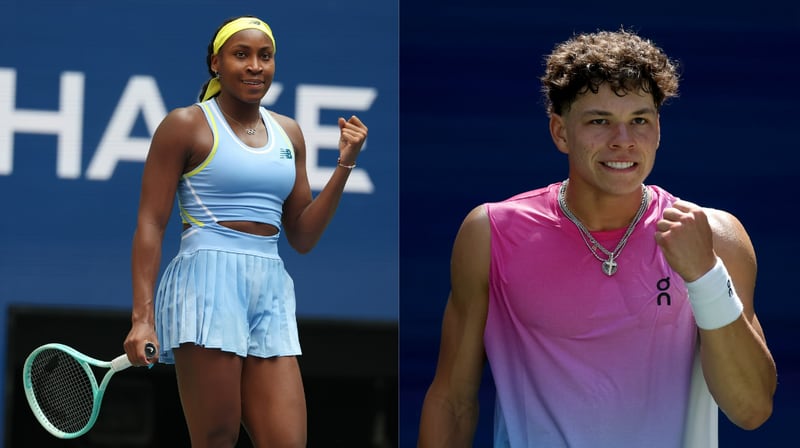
[177,99,296,230]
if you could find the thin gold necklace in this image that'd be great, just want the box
[217,101,261,135]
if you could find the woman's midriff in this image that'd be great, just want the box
[183,221,279,236]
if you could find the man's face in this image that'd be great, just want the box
[550,84,661,197]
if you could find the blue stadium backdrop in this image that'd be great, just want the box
[400,1,798,447]
[0,0,397,442]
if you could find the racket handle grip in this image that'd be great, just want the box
[144,342,156,360]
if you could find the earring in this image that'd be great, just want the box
[214,71,219,78]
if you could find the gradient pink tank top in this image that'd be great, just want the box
[484,182,717,447]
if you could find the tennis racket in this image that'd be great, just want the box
[22,342,156,439]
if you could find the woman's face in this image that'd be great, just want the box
[212,29,276,104]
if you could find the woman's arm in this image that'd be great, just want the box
[123,106,203,365]
[277,113,367,253]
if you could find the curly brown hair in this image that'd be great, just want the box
[541,28,680,116]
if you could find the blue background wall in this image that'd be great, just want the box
[0,0,397,443]
[399,1,798,446]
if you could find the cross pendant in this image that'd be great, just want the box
[602,259,618,276]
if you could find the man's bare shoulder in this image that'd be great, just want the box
[455,204,490,244]
[703,207,752,248]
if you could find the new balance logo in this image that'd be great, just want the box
[279,148,293,159]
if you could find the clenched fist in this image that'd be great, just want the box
[654,199,717,282]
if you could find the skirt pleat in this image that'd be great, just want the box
[155,226,301,364]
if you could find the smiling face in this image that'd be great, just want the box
[211,28,275,104]
[550,83,661,199]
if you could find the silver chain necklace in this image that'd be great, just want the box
[557,180,649,276]
[217,101,261,135]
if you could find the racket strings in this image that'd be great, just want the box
[30,348,95,434]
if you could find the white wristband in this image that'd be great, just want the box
[685,257,744,330]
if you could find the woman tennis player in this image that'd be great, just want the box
[123,15,367,447]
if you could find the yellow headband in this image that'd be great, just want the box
[213,17,275,55]
[201,17,276,101]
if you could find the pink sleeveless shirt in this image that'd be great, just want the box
[484,182,717,447]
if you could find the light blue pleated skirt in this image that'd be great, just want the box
[155,223,301,364]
